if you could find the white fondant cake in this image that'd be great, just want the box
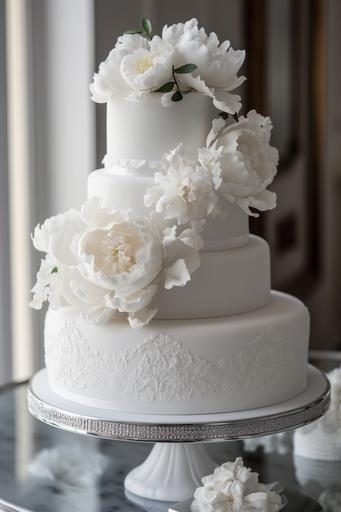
[106,93,216,164]
[30,18,310,416]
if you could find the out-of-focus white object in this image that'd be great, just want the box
[244,432,292,455]
[294,366,341,460]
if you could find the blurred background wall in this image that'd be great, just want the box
[0,0,340,384]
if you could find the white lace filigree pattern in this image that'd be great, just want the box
[45,322,289,402]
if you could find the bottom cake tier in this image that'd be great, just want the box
[44,291,309,414]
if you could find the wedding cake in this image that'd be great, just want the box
[30,18,310,415]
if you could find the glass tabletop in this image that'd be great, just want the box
[0,353,340,512]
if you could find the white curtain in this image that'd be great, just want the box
[0,0,11,385]
[1,0,95,383]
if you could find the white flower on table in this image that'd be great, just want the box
[207,110,279,216]
[144,143,222,225]
[30,197,202,327]
[162,18,245,113]
[191,457,282,512]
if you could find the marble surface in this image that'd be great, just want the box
[0,351,339,511]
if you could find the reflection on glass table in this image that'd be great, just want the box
[0,352,340,512]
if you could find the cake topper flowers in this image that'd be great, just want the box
[90,18,245,114]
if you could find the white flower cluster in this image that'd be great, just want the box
[144,111,278,225]
[191,457,282,512]
[90,18,245,114]
[30,197,202,328]
[145,143,222,225]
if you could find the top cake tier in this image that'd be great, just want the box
[105,93,215,167]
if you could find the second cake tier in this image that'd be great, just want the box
[155,234,270,319]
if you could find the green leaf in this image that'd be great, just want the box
[142,18,152,36]
[171,91,183,102]
[155,81,175,93]
[51,266,58,274]
[174,63,198,74]
[124,28,143,35]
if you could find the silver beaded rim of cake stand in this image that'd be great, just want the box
[27,374,330,443]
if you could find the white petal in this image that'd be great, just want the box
[105,284,158,313]
[128,307,158,328]
[211,88,242,114]
[178,228,204,250]
[161,91,174,107]
[33,209,86,267]
[164,258,191,289]
[162,225,177,245]
[248,189,277,211]
[180,73,212,96]
[206,118,225,147]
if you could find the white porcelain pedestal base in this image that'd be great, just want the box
[124,443,216,502]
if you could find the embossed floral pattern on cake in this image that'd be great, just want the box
[45,322,290,402]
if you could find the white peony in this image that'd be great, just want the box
[191,457,282,512]
[207,110,278,216]
[144,144,222,225]
[90,33,149,102]
[120,36,174,98]
[162,18,245,113]
[30,197,201,327]
[90,32,173,103]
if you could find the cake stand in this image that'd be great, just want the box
[28,365,330,503]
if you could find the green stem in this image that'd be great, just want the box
[172,65,179,91]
